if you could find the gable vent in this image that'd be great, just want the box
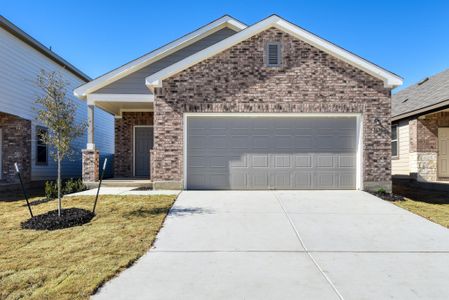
[266,42,281,67]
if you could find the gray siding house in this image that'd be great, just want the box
[75,15,402,191]
[0,16,114,187]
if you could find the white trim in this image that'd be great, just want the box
[86,93,154,105]
[133,125,154,177]
[147,15,402,91]
[74,16,246,98]
[183,112,364,190]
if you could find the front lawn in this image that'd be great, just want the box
[393,184,449,228]
[0,192,176,300]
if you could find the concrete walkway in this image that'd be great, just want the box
[92,191,449,300]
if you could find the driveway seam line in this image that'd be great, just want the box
[272,191,345,300]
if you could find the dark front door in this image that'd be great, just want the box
[134,126,153,177]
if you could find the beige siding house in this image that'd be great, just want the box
[392,68,449,189]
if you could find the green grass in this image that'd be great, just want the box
[393,185,449,228]
[0,192,176,300]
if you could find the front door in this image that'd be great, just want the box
[438,128,449,178]
[134,126,153,177]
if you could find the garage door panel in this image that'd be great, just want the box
[253,135,271,149]
[294,172,313,189]
[315,156,335,168]
[186,116,357,190]
[250,171,270,188]
[251,155,269,168]
[294,136,314,149]
[274,155,292,168]
[295,155,313,168]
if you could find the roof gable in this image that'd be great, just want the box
[74,15,246,98]
[146,15,403,91]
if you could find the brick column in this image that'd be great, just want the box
[82,149,99,182]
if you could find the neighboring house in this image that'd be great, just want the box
[392,68,449,187]
[0,16,114,187]
[75,15,403,191]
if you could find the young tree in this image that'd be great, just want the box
[35,70,86,216]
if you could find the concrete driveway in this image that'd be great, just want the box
[93,191,449,300]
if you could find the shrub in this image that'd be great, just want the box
[63,178,86,195]
[376,187,387,194]
[45,181,58,200]
[44,178,86,199]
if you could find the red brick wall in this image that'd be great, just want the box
[114,112,153,177]
[0,112,31,183]
[153,28,392,188]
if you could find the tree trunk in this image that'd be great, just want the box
[57,151,62,217]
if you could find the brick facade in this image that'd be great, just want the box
[115,112,153,177]
[152,28,392,190]
[0,112,31,183]
[408,111,449,181]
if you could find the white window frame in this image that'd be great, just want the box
[265,42,282,67]
[391,124,399,159]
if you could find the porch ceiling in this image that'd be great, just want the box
[87,93,154,116]
[95,101,153,116]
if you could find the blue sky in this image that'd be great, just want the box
[2,0,449,91]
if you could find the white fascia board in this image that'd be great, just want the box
[146,15,403,90]
[86,93,154,105]
[74,15,246,99]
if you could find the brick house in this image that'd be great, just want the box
[0,16,114,188]
[74,15,403,191]
[392,68,449,189]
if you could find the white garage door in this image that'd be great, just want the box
[186,116,358,190]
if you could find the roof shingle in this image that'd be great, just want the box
[392,68,449,118]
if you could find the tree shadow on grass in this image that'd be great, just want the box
[393,184,449,205]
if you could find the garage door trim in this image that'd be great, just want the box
[183,113,363,190]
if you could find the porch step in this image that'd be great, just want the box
[86,178,152,189]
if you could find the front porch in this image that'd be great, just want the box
[81,94,156,185]
[402,110,449,183]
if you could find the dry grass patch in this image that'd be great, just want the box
[0,193,176,300]
[393,184,449,228]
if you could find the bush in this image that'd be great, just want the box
[45,180,58,200]
[44,178,86,199]
[63,178,86,195]
[376,187,387,194]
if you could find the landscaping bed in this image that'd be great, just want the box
[21,207,95,230]
[0,193,176,300]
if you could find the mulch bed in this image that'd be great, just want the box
[21,208,95,231]
[370,192,404,202]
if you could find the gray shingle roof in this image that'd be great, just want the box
[392,68,449,118]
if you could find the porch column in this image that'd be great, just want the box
[82,103,99,183]
[87,104,95,150]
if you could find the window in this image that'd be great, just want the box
[265,42,281,67]
[391,124,398,158]
[36,126,48,165]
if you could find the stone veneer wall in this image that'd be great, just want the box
[152,27,392,190]
[0,112,31,183]
[409,112,449,182]
[82,149,99,182]
[114,112,153,177]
